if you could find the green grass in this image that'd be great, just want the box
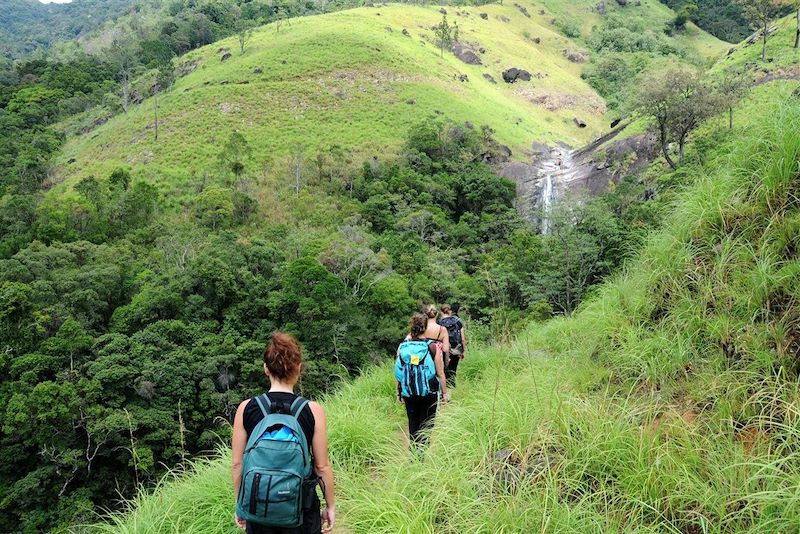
[49,1,726,205]
[80,84,800,533]
[712,12,800,74]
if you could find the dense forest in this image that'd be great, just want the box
[0,2,670,523]
[3,0,797,531]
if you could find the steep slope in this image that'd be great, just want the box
[713,11,800,75]
[81,75,800,533]
[50,1,726,202]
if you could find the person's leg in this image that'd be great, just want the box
[301,487,322,534]
[446,354,460,387]
[405,396,423,443]
[415,394,438,446]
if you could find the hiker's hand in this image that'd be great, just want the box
[397,394,404,404]
[443,391,451,403]
[234,514,246,529]
[322,505,336,532]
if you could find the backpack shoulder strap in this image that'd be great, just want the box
[254,394,272,417]
[289,396,309,418]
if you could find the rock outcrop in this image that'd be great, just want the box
[502,68,532,83]
[453,43,482,65]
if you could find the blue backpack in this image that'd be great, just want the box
[395,339,439,397]
[236,394,312,527]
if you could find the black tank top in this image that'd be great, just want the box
[243,392,315,454]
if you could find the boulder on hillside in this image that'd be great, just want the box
[502,68,532,83]
[177,59,199,77]
[514,3,531,17]
[596,1,606,15]
[616,0,627,5]
[220,49,232,62]
[453,43,482,65]
[498,15,510,23]
[253,67,263,74]
[532,37,541,44]
[439,8,447,14]
[483,73,497,84]
[479,12,488,20]
[564,50,588,63]
[610,118,622,128]
[458,74,469,82]
[574,117,587,128]
[402,28,411,36]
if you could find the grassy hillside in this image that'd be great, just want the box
[713,12,800,74]
[80,81,800,533]
[50,1,726,201]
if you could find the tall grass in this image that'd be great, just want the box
[81,94,800,533]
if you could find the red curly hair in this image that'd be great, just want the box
[264,332,302,380]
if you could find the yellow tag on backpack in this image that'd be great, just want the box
[410,356,420,365]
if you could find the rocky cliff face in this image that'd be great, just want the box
[499,124,657,230]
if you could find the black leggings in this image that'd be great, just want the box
[404,394,438,445]
[446,354,461,386]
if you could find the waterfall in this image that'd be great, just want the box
[540,171,554,234]
[538,147,563,235]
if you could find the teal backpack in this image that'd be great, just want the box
[236,394,312,527]
[395,339,439,398]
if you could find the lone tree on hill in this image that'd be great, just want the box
[738,0,786,60]
[218,131,252,179]
[236,19,256,54]
[717,67,750,129]
[434,14,454,58]
[634,66,721,170]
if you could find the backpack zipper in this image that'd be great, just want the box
[250,473,261,515]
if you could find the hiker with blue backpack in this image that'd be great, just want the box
[232,332,336,533]
[396,313,451,445]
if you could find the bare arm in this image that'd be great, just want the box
[310,402,336,532]
[231,400,249,513]
[434,345,449,400]
[460,324,467,357]
[439,326,450,354]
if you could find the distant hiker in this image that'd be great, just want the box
[396,313,450,445]
[439,303,466,386]
[232,332,336,534]
[421,304,450,364]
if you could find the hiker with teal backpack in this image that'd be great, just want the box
[396,313,450,445]
[232,332,336,533]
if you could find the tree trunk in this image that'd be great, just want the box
[729,106,734,129]
[154,93,159,142]
[659,123,677,170]
[795,8,799,49]
[120,70,130,113]
[762,19,768,61]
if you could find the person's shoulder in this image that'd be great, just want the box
[236,398,252,418]
[308,400,326,420]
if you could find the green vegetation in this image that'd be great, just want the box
[0,0,139,58]
[83,81,800,534]
[5,0,797,532]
